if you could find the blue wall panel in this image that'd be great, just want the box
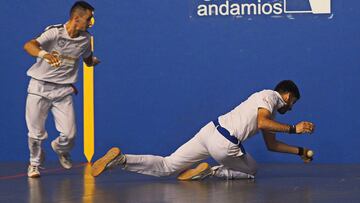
[0,0,359,163]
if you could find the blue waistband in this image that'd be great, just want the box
[212,120,246,154]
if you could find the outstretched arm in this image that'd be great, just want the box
[257,108,315,134]
[262,130,314,163]
[262,130,299,154]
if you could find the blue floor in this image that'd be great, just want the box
[1,163,360,203]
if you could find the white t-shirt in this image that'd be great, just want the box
[27,24,92,84]
[218,90,287,142]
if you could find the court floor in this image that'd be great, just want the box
[1,163,359,203]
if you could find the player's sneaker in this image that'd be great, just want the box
[51,141,72,169]
[91,147,126,177]
[211,165,256,180]
[28,165,40,178]
[177,162,213,181]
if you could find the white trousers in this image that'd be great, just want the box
[124,122,257,179]
[26,78,76,166]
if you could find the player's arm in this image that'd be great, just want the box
[262,130,314,163]
[82,37,100,67]
[257,108,315,134]
[262,130,299,154]
[23,39,61,67]
[23,39,42,57]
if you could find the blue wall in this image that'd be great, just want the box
[0,0,359,163]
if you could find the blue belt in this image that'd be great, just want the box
[212,119,246,154]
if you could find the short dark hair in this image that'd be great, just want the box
[70,1,94,17]
[274,80,301,99]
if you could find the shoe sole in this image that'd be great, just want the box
[51,141,72,169]
[28,174,40,178]
[177,162,211,181]
[91,147,121,177]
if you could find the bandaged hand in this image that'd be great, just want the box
[43,53,61,67]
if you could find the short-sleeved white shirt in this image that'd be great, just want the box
[218,90,287,142]
[27,24,91,84]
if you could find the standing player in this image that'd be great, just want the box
[24,1,99,178]
[91,80,315,180]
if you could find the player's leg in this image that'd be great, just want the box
[123,142,208,177]
[51,95,76,169]
[26,94,51,177]
[208,133,257,179]
[211,153,257,179]
[179,125,257,180]
[92,122,215,177]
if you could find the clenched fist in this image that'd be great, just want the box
[295,121,315,134]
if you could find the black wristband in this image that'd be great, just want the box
[297,147,304,156]
[289,125,296,134]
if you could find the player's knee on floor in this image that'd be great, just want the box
[245,159,258,175]
[249,168,257,176]
[238,164,257,176]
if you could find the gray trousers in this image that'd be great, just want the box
[26,78,76,166]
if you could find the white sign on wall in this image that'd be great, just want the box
[195,0,332,17]
[285,0,331,14]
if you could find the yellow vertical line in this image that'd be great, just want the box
[83,36,94,163]
[82,163,95,203]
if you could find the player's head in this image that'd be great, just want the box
[70,1,94,31]
[275,80,300,114]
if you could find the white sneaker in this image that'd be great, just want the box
[51,141,72,169]
[91,147,126,177]
[211,165,255,180]
[28,165,40,178]
[106,153,127,169]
